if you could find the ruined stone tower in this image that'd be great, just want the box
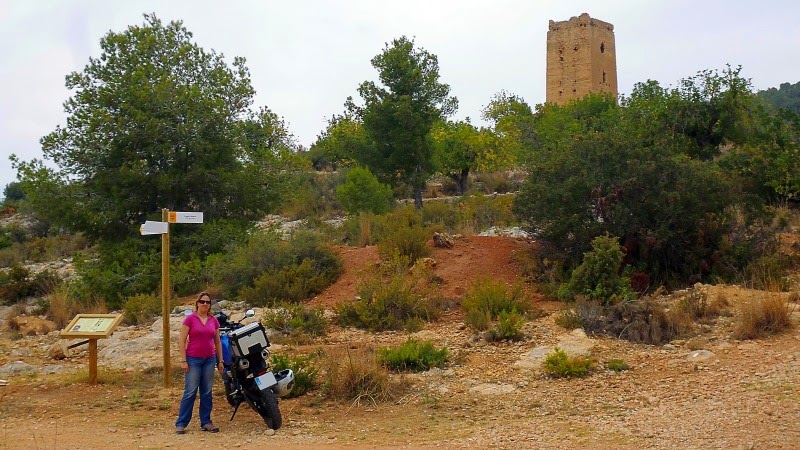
[546,13,618,105]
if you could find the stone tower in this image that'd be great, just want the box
[546,13,618,105]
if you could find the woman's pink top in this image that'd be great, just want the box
[183,312,220,358]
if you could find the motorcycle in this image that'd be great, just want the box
[212,303,294,430]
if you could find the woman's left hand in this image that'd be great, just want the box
[217,361,224,373]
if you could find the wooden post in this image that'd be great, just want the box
[88,339,98,385]
[162,208,171,387]
[59,314,122,386]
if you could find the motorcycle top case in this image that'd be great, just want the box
[228,321,270,357]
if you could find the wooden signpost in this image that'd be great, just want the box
[140,208,203,387]
[60,313,123,384]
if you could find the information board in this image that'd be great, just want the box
[60,314,123,339]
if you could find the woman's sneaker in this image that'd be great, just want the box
[201,422,219,433]
[175,426,186,434]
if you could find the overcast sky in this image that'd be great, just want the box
[2,0,799,194]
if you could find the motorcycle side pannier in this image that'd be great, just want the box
[228,322,269,357]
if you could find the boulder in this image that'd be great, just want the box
[433,232,455,248]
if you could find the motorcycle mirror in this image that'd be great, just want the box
[244,309,255,318]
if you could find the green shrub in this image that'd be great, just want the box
[421,200,459,231]
[170,256,206,297]
[606,358,629,372]
[378,217,431,264]
[71,239,162,309]
[554,307,584,330]
[543,347,592,378]
[462,277,530,331]
[486,309,526,341]
[122,294,162,325]
[464,307,492,332]
[558,235,635,305]
[262,302,327,339]
[336,275,440,332]
[472,171,524,195]
[0,266,60,305]
[378,338,448,372]
[240,259,333,306]
[456,193,516,233]
[743,253,792,291]
[336,167,394,215]
[210,229,342,304]
[270,352,319,398]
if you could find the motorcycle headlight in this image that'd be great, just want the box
[238,358,250,370]
[261,349,270,360]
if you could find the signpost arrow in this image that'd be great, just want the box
[140,220,169,235]
[168,211,204,224]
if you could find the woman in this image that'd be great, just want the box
[175,292,224,434]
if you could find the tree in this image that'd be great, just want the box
[481,91,536,166]
[515,94,736,283]
[14,14,292,240]
[355,36,457,208]
[306,111,370,170]
[432,120,482,195]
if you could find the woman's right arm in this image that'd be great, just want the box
[179,324,190,372]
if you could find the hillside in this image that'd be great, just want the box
[1,235,799,449]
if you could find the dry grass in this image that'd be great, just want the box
[733,294,793,340]
[320,346,396,405]
[675,290,731,324]
[45,286,107,328]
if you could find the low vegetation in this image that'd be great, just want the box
[462,277,533,337]
[270,353,319,398]
[733,294,793,340]
[320,346,395,404]
[262,302,327,342]
[377,338,448,372]
[336,272,441,332]
[543,347,593,378]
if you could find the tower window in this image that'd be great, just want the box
[603,71,606,83]
[600,42,605,53]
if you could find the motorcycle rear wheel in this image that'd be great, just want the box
[257,388,282,430]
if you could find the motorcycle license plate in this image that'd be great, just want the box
[255,372,277,390]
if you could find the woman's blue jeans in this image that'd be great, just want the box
[176,356,217,427]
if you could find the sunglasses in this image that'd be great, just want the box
[197,300,211,305]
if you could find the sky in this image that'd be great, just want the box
[1,0,799,195]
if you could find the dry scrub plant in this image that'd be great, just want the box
[733,294,793,340]
[321,346,396,405]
